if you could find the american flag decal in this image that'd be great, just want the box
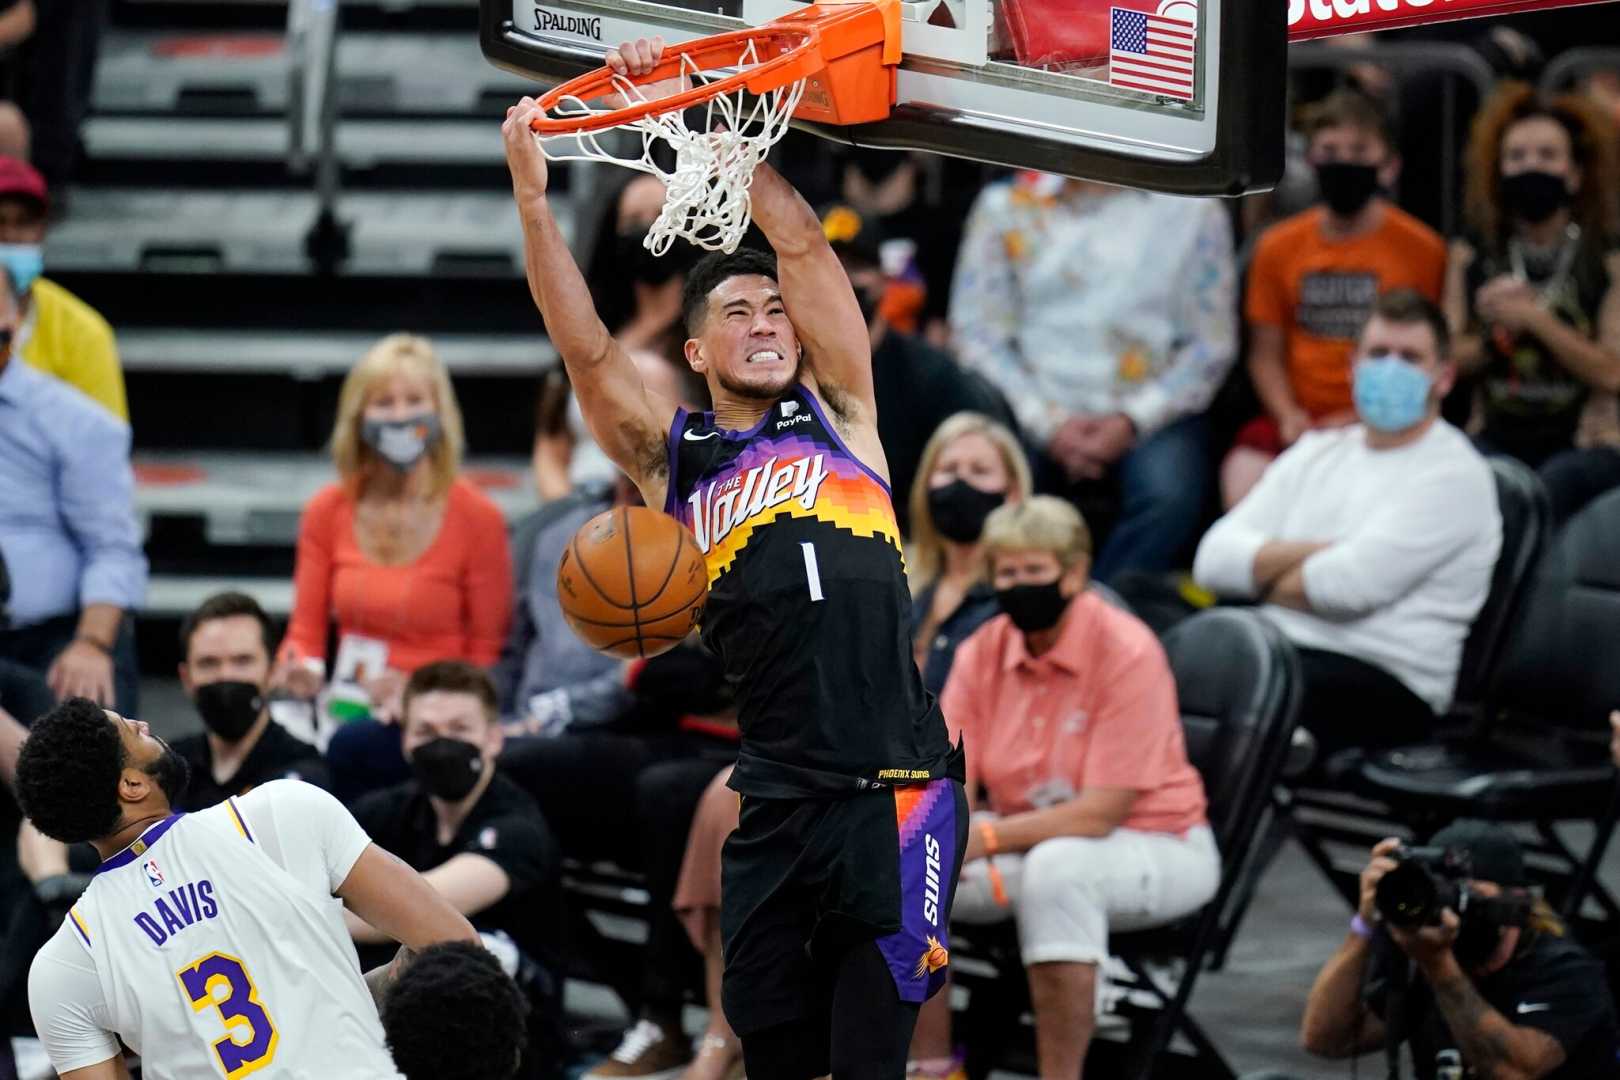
[1108,5,1197,101]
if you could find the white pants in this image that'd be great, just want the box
[953,823,1221,966]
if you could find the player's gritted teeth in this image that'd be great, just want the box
[746,349,783,365]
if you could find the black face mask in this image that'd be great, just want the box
[928,480,1007,544]
[615,228,695,286]
[995,582,1070,633]
[1315,162,1381,217]
[409,737,485,801]
[1500,170,1572,225]
[194,680,264,742]
[145,741,192,809]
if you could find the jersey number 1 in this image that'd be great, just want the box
[177,952,279,1078]
[800,542,824,602]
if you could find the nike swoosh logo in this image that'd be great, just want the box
[1517,1003,1551,1014]
[683,430,719,442]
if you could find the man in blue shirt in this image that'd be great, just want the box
[0,266,145,716]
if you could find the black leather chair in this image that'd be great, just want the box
[1354,486,1620,924]
[954,609,1303,1080]
[1221,457,1551,938]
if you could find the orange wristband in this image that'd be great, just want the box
[979,822,1009,907]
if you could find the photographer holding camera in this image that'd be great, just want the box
[1302,821,1619,1078]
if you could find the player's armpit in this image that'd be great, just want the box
[336,843,479,951]
[58,1055,132,1080]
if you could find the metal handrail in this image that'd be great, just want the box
[1286,41,1497,237]
[285,0,347,270]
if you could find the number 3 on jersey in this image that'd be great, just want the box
[177,952,279,1078]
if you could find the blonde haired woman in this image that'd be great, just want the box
[914,496,1216,1079]
[275,334,513,796]
[909,411,1032,695]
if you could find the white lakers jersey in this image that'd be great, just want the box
[28,780,404,1079]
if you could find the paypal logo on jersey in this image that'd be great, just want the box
[774,400,811,431]
[143,858,164,889]
[133,879,220,947]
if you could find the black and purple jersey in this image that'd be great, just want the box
[664,383,957,798]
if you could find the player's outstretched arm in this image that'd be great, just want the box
[501,97,678,504]
[748,160,876,413]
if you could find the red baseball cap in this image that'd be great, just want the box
[0,157,48,212]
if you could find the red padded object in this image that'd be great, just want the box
[995,0,1155,68]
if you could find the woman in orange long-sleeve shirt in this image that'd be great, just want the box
[274,335,512,794]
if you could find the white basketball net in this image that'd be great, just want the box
[535,39,809,255]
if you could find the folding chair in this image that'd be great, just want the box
[1353,486,1620,929]
[1213,456,1551,957]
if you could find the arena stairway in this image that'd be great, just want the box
[75,3,595,671]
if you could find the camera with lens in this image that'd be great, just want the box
[1374,845,1473,929]
[1374,844,1532,939]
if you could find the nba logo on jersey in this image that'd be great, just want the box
[143,858,164,889]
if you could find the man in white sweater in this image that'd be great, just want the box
[1194,289,1501,757]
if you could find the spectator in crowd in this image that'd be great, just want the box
[494,474,626,732]
[15,0,106,191]
[0,155,124,419]
[537,177,705,501]
[351,661,564,1078]
[909,412,1032,696]
[504,638,736,1080]
[1302,823,1620,1078]
[824,205,1019,535]
[1224,90,1448,508]
[907,496,1217,1079]
[171,591,329,810]
[950,171,1237,582]
[1450,81,1620,523]
[0,1,35,161]
[1194,290,1502,759]
[832,148,984,344]
[383,940,530,1080]
[0,264,145,714]
[273,333,512,798]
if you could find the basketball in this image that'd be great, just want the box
[556,506,709,658]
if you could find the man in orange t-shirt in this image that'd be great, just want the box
[1223,90,1447,508]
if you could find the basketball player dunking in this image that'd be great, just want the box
[504,40,967,1080]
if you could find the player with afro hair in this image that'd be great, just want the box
[15,697,189,845]
[382,940,529,1080]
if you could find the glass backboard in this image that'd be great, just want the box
[481,0,1285,195]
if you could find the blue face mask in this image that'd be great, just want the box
[1353,354,1433,434]
[0,243,43,295]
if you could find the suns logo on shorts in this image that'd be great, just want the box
[913,935,949,979]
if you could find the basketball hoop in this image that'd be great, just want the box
[529,0,901,255]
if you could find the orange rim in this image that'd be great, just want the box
[530,26,825,136]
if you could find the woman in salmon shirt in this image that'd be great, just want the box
[274,334,513,794]
[911,495,1219,1080]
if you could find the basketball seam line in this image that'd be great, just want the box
[621,507,646,657]
[640,522,687,609]
[570,531,635,611]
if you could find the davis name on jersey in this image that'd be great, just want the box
[132,878,220,947]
